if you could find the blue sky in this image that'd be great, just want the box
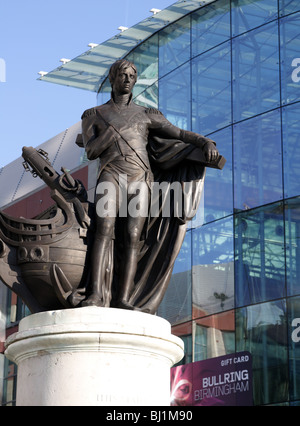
[0,0,173,167]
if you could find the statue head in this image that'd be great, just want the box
[108,59,137,96]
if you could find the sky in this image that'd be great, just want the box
[0,0,174,168]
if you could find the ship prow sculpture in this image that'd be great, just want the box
[0,147,93,313]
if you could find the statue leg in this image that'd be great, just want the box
[83,173,119,307]
[116,182,149,309]
[82,217,116,307]
[115,216,147,310]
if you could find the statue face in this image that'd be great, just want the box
[112,66,136,95]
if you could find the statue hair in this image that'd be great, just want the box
[108,59,137,87]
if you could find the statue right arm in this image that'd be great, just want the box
[81,108,116,161]
[147,109,219,162]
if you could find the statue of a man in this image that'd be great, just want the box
[81,59,219,312]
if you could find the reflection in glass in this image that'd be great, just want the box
[157,231,192,325]
[192,42,231,136]
[194,310,235,361]
[280,12,300,106]
[191,0,230,57]
[285,198,300,297]
[282,103,300,198]
[6,292,28,325]
[2,359,17,406]
[192,218,234,318]
[196,126,233,223]
[287,296,300,401]
[159,62,191,130]
[233,109,283,210]
[235,203,285,307]
[279,0,300,16]
[232,22,280,122]
[172,322,193,365]
[232,0,278,37]
[159,16,191,78]
[133,82,158,109]
[236,301,288,405]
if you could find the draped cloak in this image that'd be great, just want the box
[105,135,207,315]
[123,135,206,314]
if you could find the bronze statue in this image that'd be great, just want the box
[0,59,225,315]
[79,59,222,313]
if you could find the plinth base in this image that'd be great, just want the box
[5,307,184,406]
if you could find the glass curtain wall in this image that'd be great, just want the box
[76,0,300,406]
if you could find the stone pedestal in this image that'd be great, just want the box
[5,307,184,406]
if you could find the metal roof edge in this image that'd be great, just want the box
[38,1,215,92]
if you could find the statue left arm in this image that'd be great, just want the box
[147,110,219,162]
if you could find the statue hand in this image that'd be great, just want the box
[203,141,219,163]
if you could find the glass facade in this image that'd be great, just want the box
[2,0,300,406]
[99,0,300,406]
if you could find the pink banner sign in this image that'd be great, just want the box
[171,352,253,406]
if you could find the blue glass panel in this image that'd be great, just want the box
[192,217,234,317]
[232,0,278,37]
[159,62,191,130]
[282,103,300,198]
[159,15,191,78]
[191,0,231,57]
[285,198,300,297]
[157,231,192,325]
[236,300,288,405]
[233,110,283,211]
[97,77,111,105]
[280,12,300,106]
[279,0,300,16]
[232,21,280,122]
[235,203,285,308]
[287,296,300,401]
[192,41,231,135]
[194,126,233,224]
